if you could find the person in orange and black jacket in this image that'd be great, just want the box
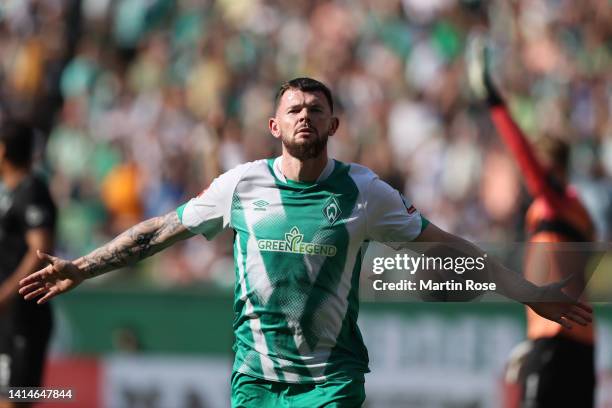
[477,47,596,408]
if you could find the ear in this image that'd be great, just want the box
[269,117,281,140]
[328,117,340,136]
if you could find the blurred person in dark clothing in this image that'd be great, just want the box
[0,120,56,408]
[471,43,596,408]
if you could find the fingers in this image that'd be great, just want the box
[37,288,59,304]
[19,265,61,302]
[19,281,43,297]
[21,280,67,304]
[556,303,593,328]
[563,310,590,326]
[550,291,593,315]
[23,286,47,301]
[19,280,57,303]
[570,305,593,322]
[531,301,593,330]
[574,302,593,314]
[18,265,52,287]
[19,279,54,301]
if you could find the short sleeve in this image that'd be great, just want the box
[365,177,427,246]
[23,180,56,231]
[176,163,251,240]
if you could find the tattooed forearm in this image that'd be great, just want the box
[74,212,192,278]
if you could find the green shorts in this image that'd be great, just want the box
[231,371,366,408]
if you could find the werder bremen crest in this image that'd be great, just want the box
[323,196,341,225]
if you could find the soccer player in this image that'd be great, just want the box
[475,49,596,407]
[19,78,591,407]
[0,121,56,408]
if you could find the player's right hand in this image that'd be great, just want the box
[18,250,85,304]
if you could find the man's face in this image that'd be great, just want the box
[269,89,338,160]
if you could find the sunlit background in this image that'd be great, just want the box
[1,0,610,407]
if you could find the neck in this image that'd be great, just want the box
[1,164,28,189]
[281,151,328,183]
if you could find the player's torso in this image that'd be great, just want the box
[0,179,32,277]
[525,189,595,344]
[526,189,594,243]
[229,160,371,378]
[0,175,56,279]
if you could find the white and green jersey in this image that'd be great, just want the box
[177,157,427,383]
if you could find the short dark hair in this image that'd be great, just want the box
[275,77,334,113]
[0,120,35,167]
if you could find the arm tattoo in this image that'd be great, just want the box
[77,212,190,278]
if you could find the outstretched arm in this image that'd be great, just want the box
[415,222,592,329]
[481,49,561,205]
[489,105,560,202]
[19,211,193,304]
[75,211,192,278]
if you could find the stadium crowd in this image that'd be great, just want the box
[0,0,610,288]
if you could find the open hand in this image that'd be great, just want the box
[526,277,593,329]
[18,251,85,304]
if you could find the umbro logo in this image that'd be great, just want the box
[323,196,341,224]
[253,200,269,211]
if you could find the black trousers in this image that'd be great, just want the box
[516,336,595,408]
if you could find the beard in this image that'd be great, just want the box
[281,131,329,160]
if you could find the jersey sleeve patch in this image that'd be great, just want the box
[22,179,56,230]
[25,205,47,228]
[365,177,424,244]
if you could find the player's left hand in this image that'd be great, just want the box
[526,277,593,329]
